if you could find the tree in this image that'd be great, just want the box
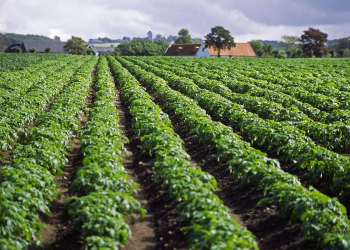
[174,29,193,44]
[14,47,21,53]
[204,26,235,57]
[63,36,87,55]
[300,27,329,58]
[44,47,51,53]
[275,49,286,58]
[250,40,263,55]
[166,35,177,43]
[117,39,168,56]
[86,48,93,55]
[29,47,36,53]
[278,35,299,51]
[287,47,303,58]
[0,33,8,52]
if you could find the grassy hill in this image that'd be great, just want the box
[2,33,54,45]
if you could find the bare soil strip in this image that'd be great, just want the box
[140,85,314,250]
[114,84,188,250]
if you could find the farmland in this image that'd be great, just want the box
[1,54,350,250]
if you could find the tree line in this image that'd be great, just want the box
[250,27,349,58]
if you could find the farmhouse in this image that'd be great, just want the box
[4,43,21,53]
[21,40,65,53]
[164,42,256,57]
[89,45,115,56]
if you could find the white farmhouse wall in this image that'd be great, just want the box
[195,43,211,57]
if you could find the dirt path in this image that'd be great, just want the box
[114,85,188,250]
[138,85,313,250]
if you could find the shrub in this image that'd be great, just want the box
[29,47,36,53]
[14,47,22,53]
[44,47,51,53]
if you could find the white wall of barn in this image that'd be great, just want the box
[195,43,211,57]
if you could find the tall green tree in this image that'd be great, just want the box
[116,39,168,56]
[278,35,299,50]
[250,40,263,55]
[300,27,329,57]
[63,36,87,55]
[174,29,193,44]
[204,26,235,57]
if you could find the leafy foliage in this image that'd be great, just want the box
[66,57,145,249]
[120,56,350,248]
[0,56,97,248]
[174,28,193,44]
[108,56,259,250]
[204,26,235,57]
[63,35,87,55]
[300,27,329,57]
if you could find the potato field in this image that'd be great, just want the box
[1,53,350,250]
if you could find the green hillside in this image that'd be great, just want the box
[2,33,54,44]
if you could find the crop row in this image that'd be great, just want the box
[224,58,350,98]
[152,56,350,123]
[0,56,97,249]
[191,58,349,111]
[137,57,350,152]
[116,56,350,249]
[65,56,145,249]
[0,53,67,72]
[107,56,259,250]
[0,57,73,105]
[126,56,350,199]
[0,56,87,153]
[136,57,350,152]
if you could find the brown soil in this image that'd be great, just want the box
[138,84,316,250]
[114,84,188,250]
[115,89,157,250]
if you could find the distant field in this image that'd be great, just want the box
[92,43,120,47]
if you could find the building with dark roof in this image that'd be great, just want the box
[164,42,256,57]
[163,43,201,56]
[4,43,21,53]
[21,40,65,53]
[88,39,101,44]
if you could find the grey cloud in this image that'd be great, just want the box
[0,0,349,42]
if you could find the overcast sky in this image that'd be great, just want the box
[0,0,349,42]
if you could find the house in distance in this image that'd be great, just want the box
[164,42,256,57]
[21,40,65,53]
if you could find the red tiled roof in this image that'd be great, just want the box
[164,43,201,56]
[207,43,256,57]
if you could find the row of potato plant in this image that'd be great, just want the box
[149,56,349,123]
[137,57,350,152]
[126,57,350,200]
[0,59,64,103]
[0,56,97,249]
[116,56,350,249]
[197,58,347,111]
[164,57,350,122]
[107,56,259,250]
[65,56,145,249]
[0,53,67,72]
[0,56,86,154]
[222,58,350,103]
